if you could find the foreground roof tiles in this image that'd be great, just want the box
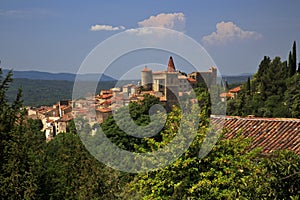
[211,116,300,154]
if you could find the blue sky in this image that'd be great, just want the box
[0,0,300,76]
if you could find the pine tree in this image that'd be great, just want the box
[0,69,46,199]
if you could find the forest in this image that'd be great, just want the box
[6,78,117,107]
[1,64,300,199]
[227,41,300,118]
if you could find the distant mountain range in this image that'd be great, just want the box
[2,69,116,82]
[2,68,252,84]
[221,74,253,84]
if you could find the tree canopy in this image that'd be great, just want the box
[227,41,300,118]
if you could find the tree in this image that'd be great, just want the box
[228,54,295,117]
[285,73,300,118]
[261,150,300,198]
[41,132,122,199]
[126,110,270,199]
[124,104,300,199]
[0,69,46,199]
[246,77,251,96]
[289,51,294,77]
[292,41,297,75]
[288,41,297,77]
[99,94,165,151]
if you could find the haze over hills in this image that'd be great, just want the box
[2,69,116,82]
[2,68,252,84]
[2,68,251,106]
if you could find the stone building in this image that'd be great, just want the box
[141,56,217,107]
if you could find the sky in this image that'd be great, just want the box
[0,0,300,77]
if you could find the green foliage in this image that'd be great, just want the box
[291,41,297,77]
[261,150,300,198]
[123,105,300,199]
[6,78,116,106]
[127,112,269,199]
[1,69,300,199]
[227,42,300,118]
[285,73,300,118]
[101,94,164,151]
[0,69,46,199]
[41,132,125,199]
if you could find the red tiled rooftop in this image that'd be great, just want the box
[142,67,152,72]
[100,100,112,105]
[187,77,197,83]
[101,94,113,99]
[229,86,241,93]
[57,114,74,122]
[211,116,300,154]
[220,92,234,98]
[96,108,112,113]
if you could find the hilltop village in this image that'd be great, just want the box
[26,55,300,156]
[27,56,218,141]
[25,55,300,156]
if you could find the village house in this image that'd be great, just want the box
[220,86,241,102]
[32,100,74,141]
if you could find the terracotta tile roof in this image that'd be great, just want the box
[100,100,112,105]
[96,107,112,113]
[57,114,74,122]
[211,116,300,154]
[187,77,197,83]
[123,83,135,88]
[220,92,234,98]
[142,67,152,72]
[101,94,113,99]
[229,86,241,93]
[46,119,54,123]
[61,106,71,110]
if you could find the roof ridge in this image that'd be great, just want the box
[210,115,300,122]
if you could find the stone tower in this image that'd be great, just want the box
[141,66,153,90]
[165,56,179,110]
[209,67,217,86]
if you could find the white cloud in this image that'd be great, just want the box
[90,24,126,31]
[202,21,262,45]
[138,12,185,32]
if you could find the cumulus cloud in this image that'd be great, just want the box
[138,12,185,32]
[202,21,262,45]
[90,24,126,31]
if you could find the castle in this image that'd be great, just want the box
[141,56,217,106]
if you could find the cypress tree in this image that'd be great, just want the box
[246,77,251,96]
[292,41,297,70]
[288,51,294,77]
[225,80,229,91]
[289,41,297,76]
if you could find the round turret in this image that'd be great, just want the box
[141,66,153,90]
